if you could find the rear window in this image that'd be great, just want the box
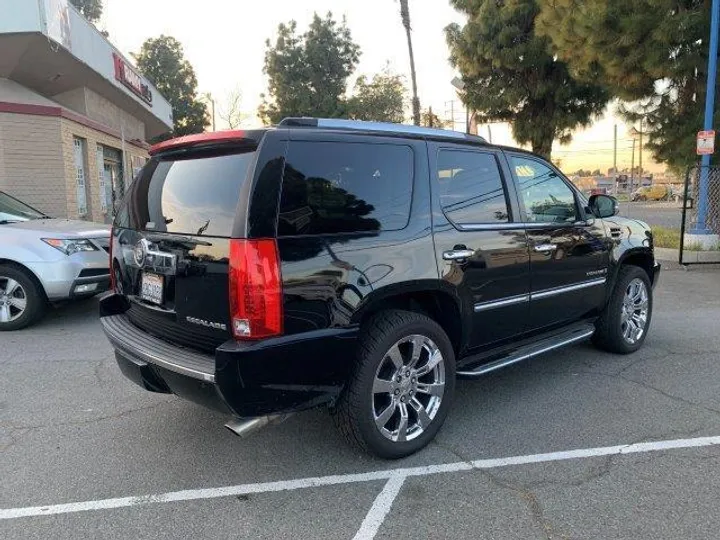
[116,150,255,237]
[278,141,413,236]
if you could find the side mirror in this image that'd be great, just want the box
[588,194,619,219]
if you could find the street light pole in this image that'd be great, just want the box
[692,0,719,235]
[202,92,216,132]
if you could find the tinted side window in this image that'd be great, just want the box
[511,156,578,223]
[437,150,509,225]
[278,141,413,236]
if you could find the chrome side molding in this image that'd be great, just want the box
[530,278,606,300]
[473,278,606,312]
[474,294,529,312]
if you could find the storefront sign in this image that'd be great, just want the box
[697,130,715,155]
[112,53,153,106]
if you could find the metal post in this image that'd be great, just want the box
[692,0,719,234]
[211,98,216,132]
[450,100,455,132]
[487,124,493,143]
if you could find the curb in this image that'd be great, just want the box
[654,247,720,264]
[654,247,679,262]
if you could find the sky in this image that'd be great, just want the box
[99,0,663,174]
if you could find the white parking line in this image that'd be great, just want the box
[353,475,406,540]
[2,435,720,522]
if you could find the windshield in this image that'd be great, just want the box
[0,191,47,223]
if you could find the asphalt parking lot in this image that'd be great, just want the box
[2,264,720,539]
[617,201,684,229]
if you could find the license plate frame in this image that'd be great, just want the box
[140,272,164,305]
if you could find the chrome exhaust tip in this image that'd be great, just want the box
[224,414,292,438]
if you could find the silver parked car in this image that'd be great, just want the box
[0,191,111,330]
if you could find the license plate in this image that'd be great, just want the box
[140,272,164,305]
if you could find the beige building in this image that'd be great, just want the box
[0,0,173,223]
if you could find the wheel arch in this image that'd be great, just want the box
[0,258,48,301]
[617,249,655,283]
[351,281,467,357]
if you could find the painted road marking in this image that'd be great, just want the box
[353,475,406,540]
[3,435,720,521]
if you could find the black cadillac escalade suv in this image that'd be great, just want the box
[100,118,660,458]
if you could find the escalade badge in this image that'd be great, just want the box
[186,316,227,331]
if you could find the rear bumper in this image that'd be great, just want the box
[99,296,358,417]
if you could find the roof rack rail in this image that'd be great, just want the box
[278,117,487,143]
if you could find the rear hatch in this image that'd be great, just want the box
[112,132,263,352]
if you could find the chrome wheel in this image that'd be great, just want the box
[621,278,649,344]
[372,334,445,443]
[0,276,27,323]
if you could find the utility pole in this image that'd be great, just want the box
[639,118,643,178]
[690,0,719,238]
[613,124,618,194]
[629,138,636,216]
[202,93,216,131]
[450,101,455,132]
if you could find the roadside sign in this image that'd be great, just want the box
[697,130,716,155]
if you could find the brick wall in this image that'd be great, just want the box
[0,112,67,217]
[84,88,145,142]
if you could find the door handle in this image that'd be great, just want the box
[533,243,557,253]
[442,249,475,260]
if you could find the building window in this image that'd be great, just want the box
[131,155,148,181]
[98,144,123,215]
[73,137,88,217]
[96,145,108,214]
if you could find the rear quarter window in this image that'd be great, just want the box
[117,150,255,237]
[278,141,413,236]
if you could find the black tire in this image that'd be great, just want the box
[593,266,652,354]
[331,309,456,459]
[0,265,46,331]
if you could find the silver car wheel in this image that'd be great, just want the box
[621,278,649,344]
[0,276,27,323]
[372,334,445,443]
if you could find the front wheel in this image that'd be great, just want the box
[593,266,652,354]
[332,310,456,459]
[0,265,46,331]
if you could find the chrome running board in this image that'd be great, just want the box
[457,323,595,378]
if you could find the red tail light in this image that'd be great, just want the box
[109,227,116,292]
[229,239,283,340]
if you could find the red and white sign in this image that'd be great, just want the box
[697,130,715,155]
[112,53,153,106]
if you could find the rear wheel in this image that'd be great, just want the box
[0,265,45,331]
[593,266,652,354]
[332,310,455,459]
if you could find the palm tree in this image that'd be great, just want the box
[398,0,421,125]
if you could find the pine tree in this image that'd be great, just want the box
[536,0,715,169]
[446,0,608,159]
